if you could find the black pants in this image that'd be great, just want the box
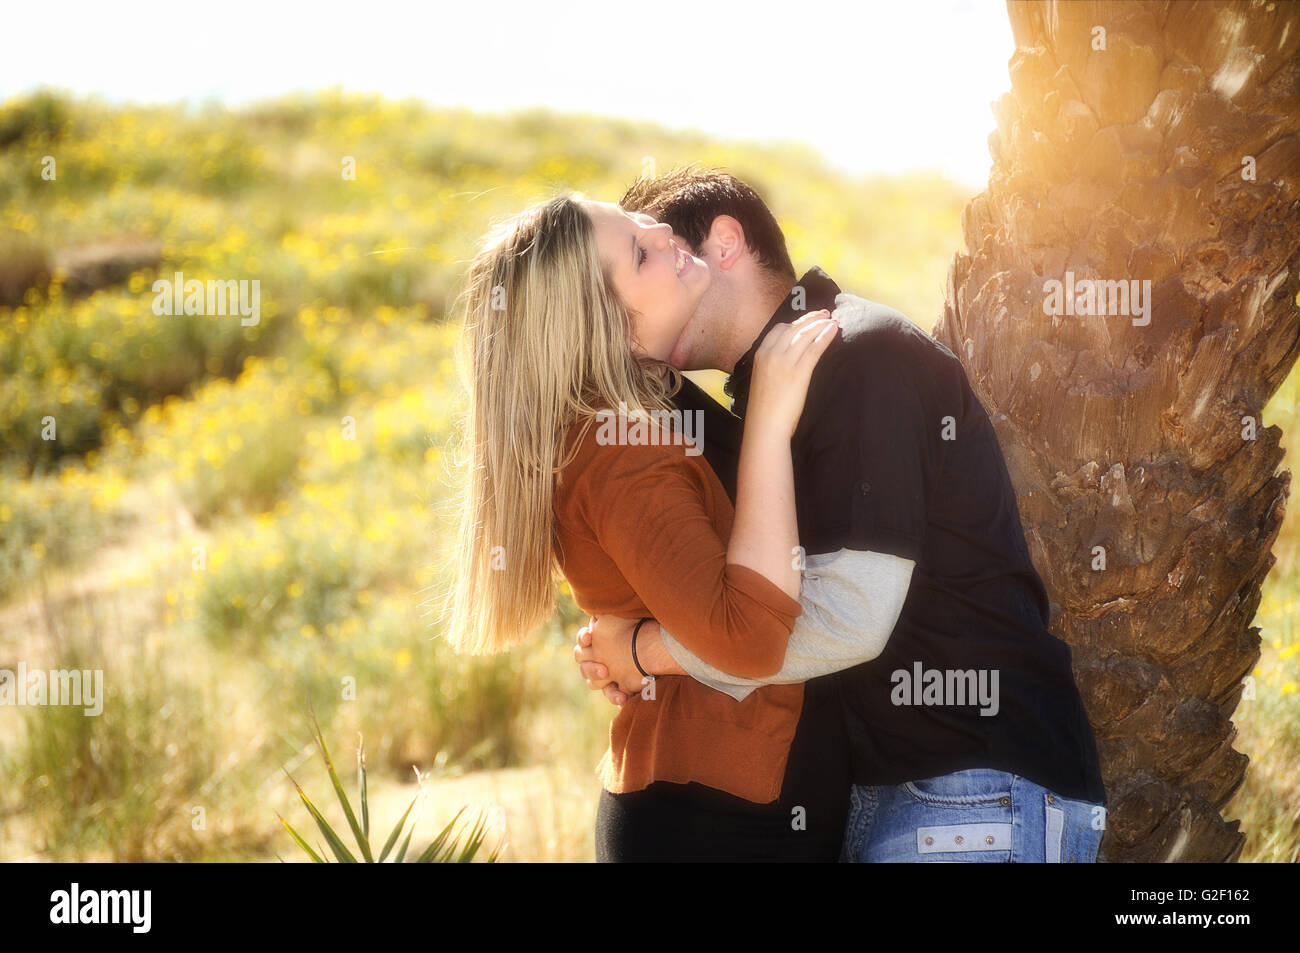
[595,679,851,862]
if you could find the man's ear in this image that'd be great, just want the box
[701,214,746,271]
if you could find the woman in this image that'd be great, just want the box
[445,194,839,861]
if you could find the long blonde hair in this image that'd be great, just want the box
[443,195,682,654]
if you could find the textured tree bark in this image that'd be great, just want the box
[934,0,1300,862]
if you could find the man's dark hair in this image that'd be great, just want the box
[619,165,797,283]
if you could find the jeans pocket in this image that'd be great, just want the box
[859,775,1016,862]
[903,768,1015,807]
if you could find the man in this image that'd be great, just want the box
[576,165,1107,862]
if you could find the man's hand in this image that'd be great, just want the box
[572,614,686,707]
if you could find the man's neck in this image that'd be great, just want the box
[717,276,795,374]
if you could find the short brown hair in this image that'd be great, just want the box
[619,165,796,283]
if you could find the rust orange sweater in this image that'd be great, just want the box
[553,416,805,803]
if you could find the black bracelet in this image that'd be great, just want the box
[630,617,654,681]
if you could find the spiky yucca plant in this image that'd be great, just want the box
[278,718,503,863]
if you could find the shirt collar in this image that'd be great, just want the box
[723,265,842,417]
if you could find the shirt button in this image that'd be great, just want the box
[1047,793,1056,804]
[924,836,934,846]
[954,835,964,845]
[986,835,995,845]
[857,480,871,495]
[1000,796,1011,807]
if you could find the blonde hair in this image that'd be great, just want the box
[443,195,682,654]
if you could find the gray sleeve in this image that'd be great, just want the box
[659,548,915,701]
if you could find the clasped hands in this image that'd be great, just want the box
[572,614,687,706]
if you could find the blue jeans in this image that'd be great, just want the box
[840,768,1104,862]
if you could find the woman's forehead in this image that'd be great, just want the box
[588,199,652,227]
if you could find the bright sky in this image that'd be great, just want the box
[1,0,1016,188]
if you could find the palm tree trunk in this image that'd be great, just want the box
[935,0,1300,861]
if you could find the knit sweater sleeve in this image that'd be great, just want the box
[578,442,801,679]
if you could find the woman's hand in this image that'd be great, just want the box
[747,310,838,439]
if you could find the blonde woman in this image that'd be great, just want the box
[447,195,838,861]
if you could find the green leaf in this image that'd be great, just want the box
[278,814,326,864]
[357,735,370,843]
[395,823,415,864]
[288,771,358,863]
[378,793,418,863]
[456,812,490,863]
[309,714,374,862]
[414,807,467,863]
